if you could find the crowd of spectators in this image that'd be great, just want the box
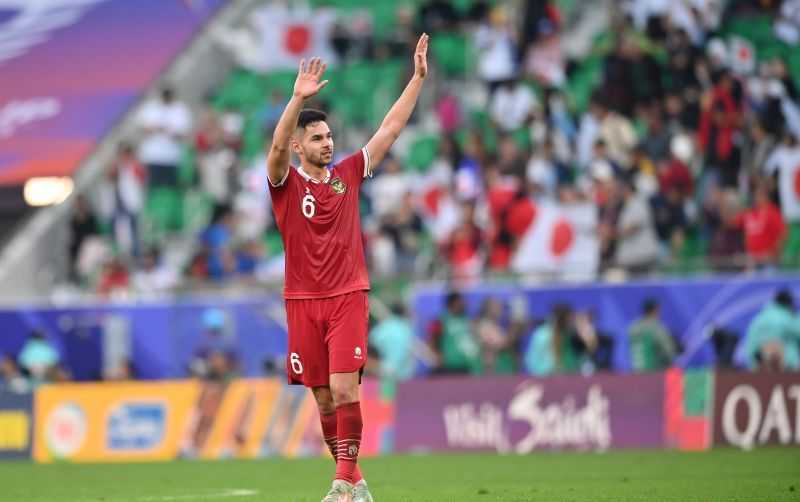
[63,0,800,299]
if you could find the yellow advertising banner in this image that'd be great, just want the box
[34,381,200,463]
[32,378,392,463]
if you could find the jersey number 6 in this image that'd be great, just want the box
[302,194,316,218]
[290,352,303,374]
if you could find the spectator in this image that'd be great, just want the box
[379,192,424,276]
[628,298,677,372]
[497,135,527,183]
[734,183,786,269]
[17,330,60,386]
[0,355,30,394]
[577,94,637,170]
[614,177,661,273]
[474,5,517,94]
[369,155,411,219]
[526,137,568,201]
[195,107,238,204]
[429,292,481,374]
[136,87,192,189]
[743,289,800,371]
[191,308,238,381]
[745,119,777,177]
[708,189,746,270]
[524,304,597,376]
[474,298,515,374]
[107,143,146,258]
[651,185,688,257]
[416,0,460,34]
[68,195,99,281]
[201,206,237,281]
[369,303,416,382]
[489,77,538,132]
[132,248,179,296]
[441,201,484,279]
[698,71,743,189]
[640,106,672,162]
[96,257,131,297]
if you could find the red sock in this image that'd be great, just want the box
[334,402,362,484]
[320,410,362,483]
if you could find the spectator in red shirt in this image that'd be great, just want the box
[735,184,786,268]
[97,257,131,297]
[442,201,484,279]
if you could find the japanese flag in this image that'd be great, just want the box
[729,36,756,76]
[511,203,598,281]
[766,147,800,222]
[780,160,800,222]
[254,4,338,70]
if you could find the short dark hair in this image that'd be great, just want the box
[775,289,795,311]
[297,109,327,130]
[643,298,659,315]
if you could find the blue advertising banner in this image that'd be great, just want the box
[0,391,33,459]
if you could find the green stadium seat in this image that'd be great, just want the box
[405,134,439,171]
[430,33,471,77]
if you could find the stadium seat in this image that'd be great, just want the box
[430,33,471,77]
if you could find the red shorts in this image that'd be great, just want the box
[285,290,369,387]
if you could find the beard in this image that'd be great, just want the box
[306,149,333,167]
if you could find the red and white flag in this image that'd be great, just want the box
[729,36,756,76]
[511,203,598,281]
[253,4,338,71]
[766,147,800,222]
[779,158,800,222]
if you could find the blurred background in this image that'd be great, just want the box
[0,0,798,466]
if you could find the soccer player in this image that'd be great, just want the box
[266,34,429,501]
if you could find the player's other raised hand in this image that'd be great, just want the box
[414,33,429,79]
[293,57,329,99]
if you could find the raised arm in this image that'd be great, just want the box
[365,33,429,172]
[266,57,329,185]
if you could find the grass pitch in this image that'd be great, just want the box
[1,448,797,501]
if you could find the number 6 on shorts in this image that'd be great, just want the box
[290,352,303,374]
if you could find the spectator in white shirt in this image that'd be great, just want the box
[489,78,538,132]
[474,6,517,95]
[137,87,192,188]
[369,155,411,219]
[132,248,179,297]
[108,144,147,258]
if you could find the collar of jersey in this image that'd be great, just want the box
[297,165,330,184]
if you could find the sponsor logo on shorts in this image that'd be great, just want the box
[354,346,363,359]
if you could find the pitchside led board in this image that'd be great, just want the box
[0,0,223,185]
[32,379,391,463]
[0,392,33,460]
[713,372,800,450]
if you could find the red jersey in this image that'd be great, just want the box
[736,202,786,260]
[269,149,371,299]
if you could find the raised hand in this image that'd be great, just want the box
[414,33,429,79]
[293,57,329,99]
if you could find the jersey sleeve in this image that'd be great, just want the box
[335,148,372,186]
[268,166,294,225]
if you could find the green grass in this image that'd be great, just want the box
[1,449,798,501]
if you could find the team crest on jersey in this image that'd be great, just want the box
[330,177,346,195]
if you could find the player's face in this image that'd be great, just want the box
[295,121,334,168]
